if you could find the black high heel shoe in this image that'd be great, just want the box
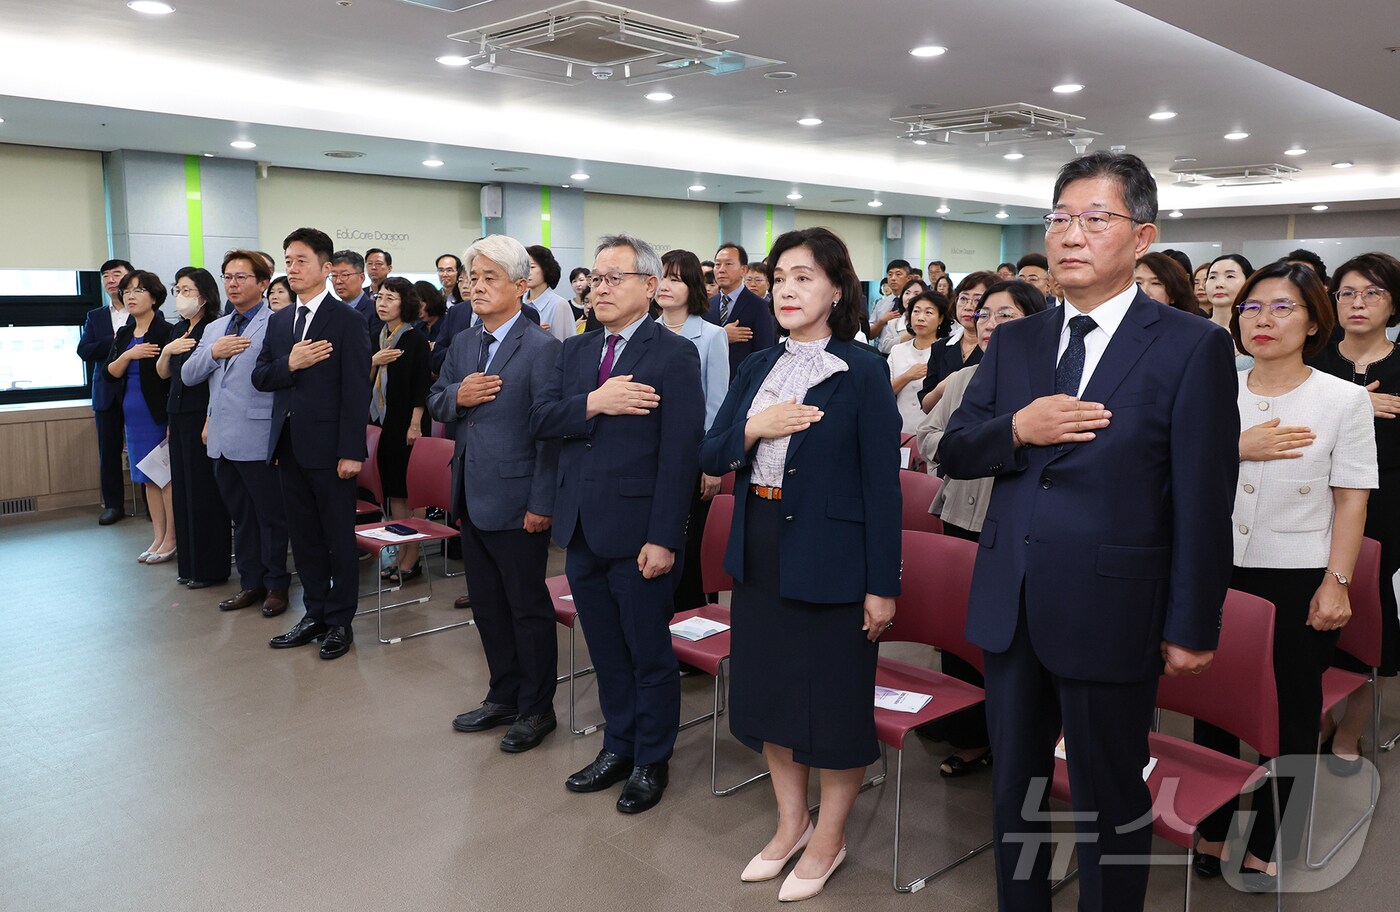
[939,748,992,778]
[383,561,422,585]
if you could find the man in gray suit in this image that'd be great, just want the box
[428,235,563,754]
[182,249,290,617]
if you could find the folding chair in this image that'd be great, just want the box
[898,469,944,534]
[1306,537,1383,868]
[718,472,735,496]
[900,432,928,473]
[549,575,601,736]
[356,424,384,520]
[1050,589,1282,912]
[353,436,473,644]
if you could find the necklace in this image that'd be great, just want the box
[662,316,687,331]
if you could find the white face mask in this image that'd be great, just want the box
[174,294,202,319]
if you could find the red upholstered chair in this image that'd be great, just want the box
[356,424,384,519]
[1306,536,1383,868]
[899,468,944,534]
[430,419,448,439]
[718,472,735,496]
[353,436,471,643]
[900,432,928,474]
[548,574,602,736]
[1051,589,1281,911]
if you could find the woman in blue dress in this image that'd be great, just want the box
[107,271,174,563]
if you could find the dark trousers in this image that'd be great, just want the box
[168,413,230,583]
[274,434,357,626]
[459,518,557,717]
[672,479,711,614]
[216,456,289,592]
[984,601,1159,912]
[565,524,681,766]
[94,404,125,510]
[1195,566,1336,862]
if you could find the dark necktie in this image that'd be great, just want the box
[1055,315,1098,396]
[477,332,495,374]
[293,305,309,342]
[597,334,621,387]
[719,293,731,324]
[225,313,246,337]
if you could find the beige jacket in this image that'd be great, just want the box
[916,364,994,534]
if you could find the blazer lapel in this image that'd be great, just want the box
[486,316,527,374]
[607,317,654,382]
[1079,294,1159,405]
[1025,309,1061,399]
[786,338,850,463]
[304,295,340,341]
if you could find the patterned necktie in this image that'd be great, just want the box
[225,312,246,337]
[477,332,496,374]
[597,334,621,387]
[293,305,309,342]
[719,293,732,324]
[1055,315,1098,396]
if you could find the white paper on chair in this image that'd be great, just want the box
[669,617,729,641]
[135,440,172,488]
[358,526,431,543]
[900,447,912,469]
[874,686,932,713]
[1056,736,1158,780]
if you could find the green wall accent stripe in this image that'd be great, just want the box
[764,205,773,251]
[919,217,927,266]
[541,186,552,247]
[183,155,203,268]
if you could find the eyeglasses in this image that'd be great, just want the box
[330,271,363,281]
[587,272,649,289]
[221,272,258,284]
[1334,287,1389,306]
[1237,298,1301,320]
[973,308,1022,324]
[1043,210,1137,233]
[955,292,984,305]
[121,288,147,299]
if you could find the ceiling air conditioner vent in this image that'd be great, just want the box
[447,1,782,86]
[1169,163,1301,187]
[892,103,1098,147]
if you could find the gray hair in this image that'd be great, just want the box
[1052,151,1158,225]
[596,233,662,280]
[464,235,530,282]
[330,249,365,271]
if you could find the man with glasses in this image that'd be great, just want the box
[532,233,704,815]
[436,254,463,301]
[181,250,289,618]
[331,250,381,335]
[77,258,135,524]
[939,152,1240,912]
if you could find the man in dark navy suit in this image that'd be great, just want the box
[939,153,1239,912]
[532,233,704,815]
[77,258,134,524]
[706,242,775,377]
[253,227,372,661]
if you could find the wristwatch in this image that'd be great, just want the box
[1327,570,1350,588]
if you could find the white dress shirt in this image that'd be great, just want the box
[295,288,330,340]
[109,305,128,333]
[1056,283,1137,396]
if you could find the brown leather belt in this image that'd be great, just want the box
[750,484,783,501]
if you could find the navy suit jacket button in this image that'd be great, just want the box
[785,515,794,521]
[990,463,1002,472]
[1023,535,1030,544]
[1040,476,1052,489]
[787,468,796,476]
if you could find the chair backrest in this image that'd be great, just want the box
[431,419,449,439]
[1157,588,1280,758]
[889,531,982,671]
[718,472,735,496]
[359,424,384,503]
[701,493,735,594]
[1337,536,1383,669]
[900,432,927,474]
[899,469,944,534]
[405,436,456,512]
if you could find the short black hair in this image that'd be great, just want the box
[100,258,134,275]
[282,227,334,263]
[716,242,748,266]
[569,266,591,282]
[928,260,946,271]
[255,251,277,271]
[1160,248,1193,275]
[365,248,392,267]
[766,227,864,342]
[905,290,953,339]
[1330,252,1400,328]
[1208,253,1254,282]
[1016,253,1049,272]
[980,279,1049,317]
[526,245,562,289]
[127,270,168,306]
[1284,248,1329,285]
[379,276,422,323]
[436,253,463,271]
[885,259,912,273]
[268,275,293,302]
[661,249,710,316]
[331,250,365,272]
[1052,151,1159,224]
[996,262,1016,273]
[1229,261,1333,359]
[700,260,715,269]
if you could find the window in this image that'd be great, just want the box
[0,269,103,406]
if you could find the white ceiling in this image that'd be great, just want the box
[0,0,1397,226]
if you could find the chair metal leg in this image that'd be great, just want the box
[709,659,770,797]
[1183,844,1194,912]
[1305,673,1380,869]
[562,625,602,736]
[374,547,476,644]
[891,745,994,893]
[809,747,887,815]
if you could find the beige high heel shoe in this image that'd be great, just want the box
[741,821,814,883]
[778,846,846,902]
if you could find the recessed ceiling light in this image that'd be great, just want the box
[764,71,797,80]
[492,166,528,173]
[909,45,947,58]
[229,140,256,150]
[688,184,706,192]
[1003,152,1024,161]
[912,139,928,146]
[202,152,213,158]
[936,205,950,214]
[645,91,673,102]
[1168,210,1184,218]
[1284,147,1307,156]
[561,184,570,188]
[867,199,883,208]
[1223,131,1250,140]
[995,210,1010,219]
[127,1,175,14]
[570,172,590,181]
[323,150,366,159]
[422,159,444,168]
[1053,84,1084,94]
[786,191,803,201]
[1332,160,1354,168]
[435,55,472,67]
[708,0,740,3]
[0,118,8,124]
[1148,111,1177,121]
[1311,204,1330,211]
[797,117,822,126]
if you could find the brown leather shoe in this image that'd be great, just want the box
[454,594,472,610]
[220,588,267,612]
[262,589,290,618]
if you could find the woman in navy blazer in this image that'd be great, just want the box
[700,228,901,901]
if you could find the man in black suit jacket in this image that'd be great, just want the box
[76,258,134,524]
[532,233,704,815]
[331,249,383,336]
[252,228,372,661]
[705,242,776,377]
[939,154,1238,912]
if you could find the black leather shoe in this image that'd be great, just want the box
[269,616,328,649]
[186,579,224,590]
[500,712,557,753]
[616,762,668,814]
[565,749,634,793]
[222,587,268,612]
[319,625,353,660]
[98,507,123,525]
[453,701,517,733]
[176,576,190,585]
[1192,850,1222,879]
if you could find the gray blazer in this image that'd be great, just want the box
[181,304,275,462]
[916,363,993,534]
[426,313,562,532]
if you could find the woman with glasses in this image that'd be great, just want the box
[920,271,998,412]
[106,271,176,564]
[1206,254,1257,370]
[1192,262,1375,891]
[156,267,230,588]
[915,281,1047,776]
[1311,252,1400,771]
